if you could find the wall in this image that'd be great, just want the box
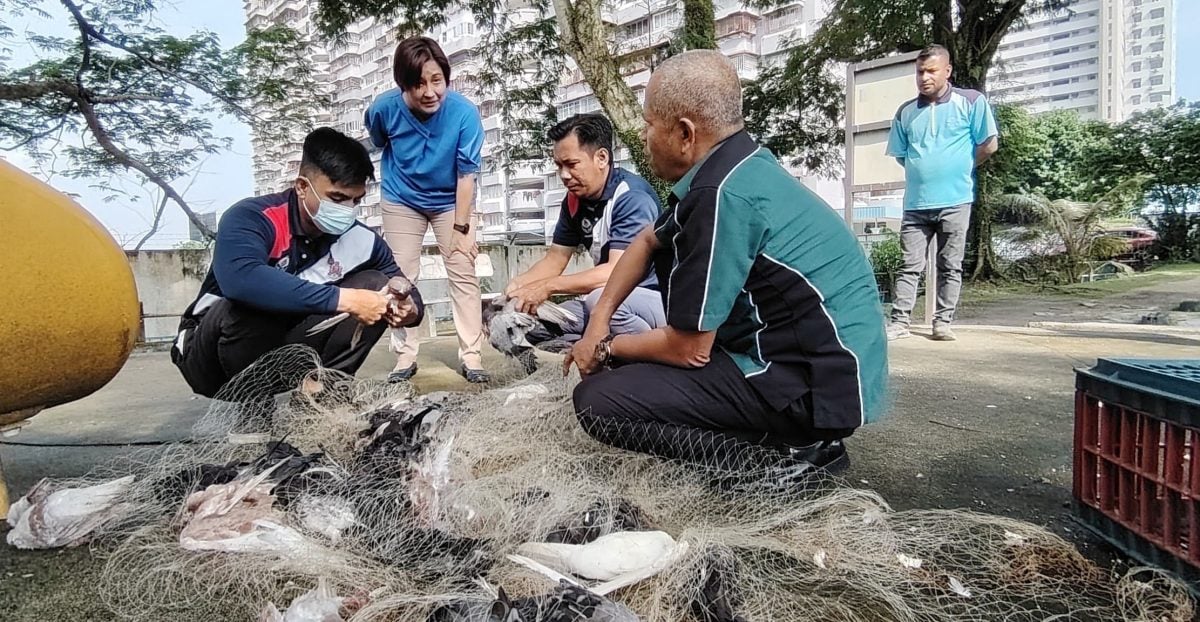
[125,245,593,342]
[126,250,210,342]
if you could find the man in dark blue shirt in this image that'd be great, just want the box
[172,128,425,398]
[502,114,664,364]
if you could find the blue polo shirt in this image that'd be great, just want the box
[886,86,997,211]
[552,166,661,289]
[364,89,484,213]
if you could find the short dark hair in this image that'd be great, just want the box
[299,127,375,186]
[547,113,614,157]
[917,44,951,64]
[393,36,451,90]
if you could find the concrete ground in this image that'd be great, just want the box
[2,295,1199,618]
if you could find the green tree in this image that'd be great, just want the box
[745,0,1074,279]
[1087,102,1200,262]
[1089,101,1200,213]
[973,105,1118,279]
[0,0,320,239]
[993,180,1143,283]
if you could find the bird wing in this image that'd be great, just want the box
[535,300,580,328]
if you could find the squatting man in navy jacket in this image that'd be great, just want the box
[172,127,425,399]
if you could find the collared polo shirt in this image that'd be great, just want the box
[552,166,661,289]
[886,86,998,210]
[652,131,889,429]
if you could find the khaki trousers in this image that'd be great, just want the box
[380,201,484,369]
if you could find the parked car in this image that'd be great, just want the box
[1101,226,1157,269]
[1101,226,1157,252]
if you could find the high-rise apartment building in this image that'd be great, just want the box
[243,0,334,195]
[989,0,1175,122]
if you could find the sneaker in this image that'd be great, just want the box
[459,364,491,384]
[885,323,911,341]
[387,363,418,383]
[785,439,850,476]
[931,323,957,341]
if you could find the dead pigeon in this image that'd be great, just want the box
[307,275,415,348]
[545,499,647,545]
[6,475,136,549]
[482,297,580,373]
[259,578,354,622]
[515,530,680,582]
[430,582,639,622]
[690,552,748,622]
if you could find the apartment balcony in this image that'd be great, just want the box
[759,26,807,56]
[509,164,547,189]
[508,218,544,233]
[510,190,544,211]
[479,197,504,214]
[441,33,482,58]
[614,31,673,56]
[481,172,501,187]
[718,33,757,56]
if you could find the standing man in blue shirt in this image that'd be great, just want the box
[365,36,489,383]
[885,45,998,341]
[499,114,664,370]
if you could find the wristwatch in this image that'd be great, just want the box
[453,222,470,235]
[595,334,616,367]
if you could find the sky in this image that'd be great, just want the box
[4,0,254,249]
[4,0,1198,248]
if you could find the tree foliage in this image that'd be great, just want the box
[0,0,319,239]
[993,180,1142,283]
[1088,101,1200,213]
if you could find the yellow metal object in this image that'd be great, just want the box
[0,160,140,514]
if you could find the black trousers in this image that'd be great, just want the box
[572,350,855,473]
[172,270,390,398]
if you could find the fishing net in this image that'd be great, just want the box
[9,343,1195,621]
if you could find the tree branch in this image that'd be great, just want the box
[59,0,260,122]
[67,90,215,239]
[0,80,78,101]
[133,190,169,250]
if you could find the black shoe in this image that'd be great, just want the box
[388,363,418,383]
[784,439,850,475]
[459,364,491,384]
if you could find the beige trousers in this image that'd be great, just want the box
[380,201,484,369]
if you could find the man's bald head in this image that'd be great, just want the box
[641,50,745,181]
[646,50,744,136]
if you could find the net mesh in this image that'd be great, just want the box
[12,344,1195,621]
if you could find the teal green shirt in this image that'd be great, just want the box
[886,86,997,211]
[652,131,889,429]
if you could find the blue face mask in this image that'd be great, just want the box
[300,177,358,235]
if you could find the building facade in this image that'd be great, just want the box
[989,0,1175,122]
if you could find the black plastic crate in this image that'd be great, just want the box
[1074,358,1200,593]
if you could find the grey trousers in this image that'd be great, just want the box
[556,286,666,342]
[890,204,971,326]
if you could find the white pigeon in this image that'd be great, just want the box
[6,475,136,549]
[258,578,346,622]
[514,530,682,583]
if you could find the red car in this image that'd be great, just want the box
[1102,226,1158,252]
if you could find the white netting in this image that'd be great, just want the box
[9,344,1195,621]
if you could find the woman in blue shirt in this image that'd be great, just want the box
[365,36,489,383]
